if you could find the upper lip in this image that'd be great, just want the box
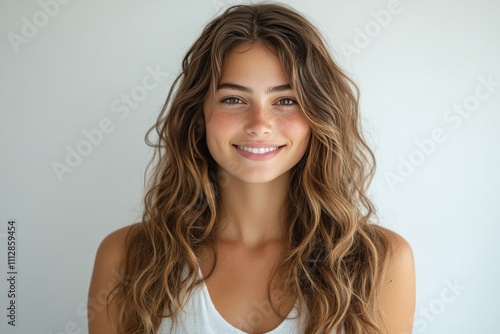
[233,142,284,148]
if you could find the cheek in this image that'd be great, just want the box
[204,111,243,156]
[282,114,311,145]
[205,112,233,139]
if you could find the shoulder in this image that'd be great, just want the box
[88,224,139,333]
[94,224,136,263]
[377,229,416,333]
[383,228,414,265]
[91,224,137,276]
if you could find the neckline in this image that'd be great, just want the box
[196,266,299,333]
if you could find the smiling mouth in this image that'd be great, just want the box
[234,145,283,154]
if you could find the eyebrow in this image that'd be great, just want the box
[217,82,292,94]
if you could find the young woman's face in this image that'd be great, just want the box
[203,43,311,184]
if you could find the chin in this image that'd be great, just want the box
[229,168,290,185]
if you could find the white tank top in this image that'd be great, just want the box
[157,267,308,334]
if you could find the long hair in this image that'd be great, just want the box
[109,3,392,333]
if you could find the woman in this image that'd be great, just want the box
[88,3,415,334]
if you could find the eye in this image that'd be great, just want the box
[275,98,297,107]
[220,96,244,105]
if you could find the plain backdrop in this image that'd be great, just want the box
[1,0,499,333]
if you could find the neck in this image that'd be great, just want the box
[217,172,290,249]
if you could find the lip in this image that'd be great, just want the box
[234,142,284,148]
[232,143,285,161]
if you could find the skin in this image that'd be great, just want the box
[202,42,311,248]
[197,43,312,332]
[88,43,416,334]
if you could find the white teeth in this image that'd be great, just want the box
[237,146,280,154]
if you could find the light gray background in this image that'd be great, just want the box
[1,0,499,333]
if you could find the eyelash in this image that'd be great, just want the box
[276,98,297,106]
[219,96,297,107]
[220,97,243,105]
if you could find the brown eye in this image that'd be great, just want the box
[275,98,297,107]
[220,97,243,105]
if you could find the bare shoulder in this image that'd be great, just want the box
[378,228,416,333]
[88,224,138,334]
[91,224,136,276]
[95,224,135,262]
[384,229,414,265]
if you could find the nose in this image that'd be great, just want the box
[244,103,273,136]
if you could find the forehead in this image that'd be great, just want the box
[219,42,288,84]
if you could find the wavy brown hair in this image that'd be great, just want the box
[109,2,393,333]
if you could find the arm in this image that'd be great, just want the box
[379,231,416,333]
[87,226,130,334]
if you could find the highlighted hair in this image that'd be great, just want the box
[110,3,392,333]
